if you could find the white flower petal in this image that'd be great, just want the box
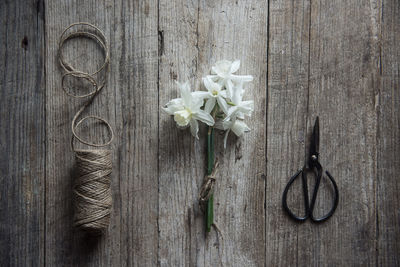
[162,106,178,115]
[226,79,234,99]
[216,78,226,88]
[236,112,245,120]
[231,74,253,83]
[231,120,250,137]
[211,66,223,77]
[204,97,216,113]
[238,100,254,116]
[223,130,230,149]
[191,96,205,111]
[212,60,232,78]
[206,75,219,82]
[214,120,225,130]
[189,119,199,139]
[222,120,233,130]
[220,90,227,98]
[163,98,183,115]
[203,76,213,91]
[203,76,222,94]
[192,91,210,100]
[224,106,239,121]
[176,81,192,106]
[192,110,214,126]
[217,96,229,115]
[230,60,241,73]
[231,84,244,104]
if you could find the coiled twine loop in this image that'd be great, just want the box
[58,22,113,235]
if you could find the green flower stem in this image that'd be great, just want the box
[206,126,214,232]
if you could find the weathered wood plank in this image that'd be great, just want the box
[2,0,399,265]
[158,1,203,266]
[115,1,159,266]
[0,1,45,266]
[196,1,267,266]
[265,0,310,265]
[45,1,121,266]
[378,0,400,265]
[45,0,159,265]
[304,0,379,265]
[159,0,267,266]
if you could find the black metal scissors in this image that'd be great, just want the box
[282,117,339,222]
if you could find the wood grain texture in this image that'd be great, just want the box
[0,1,45,266]
[158,0,267,266]
[267,0,384,266]
[266,0,310,265]
[197,1,267,266]
[45,1,121,266]
[45,0,159,266]
[306,0,380,265]
[158,1,204,266]
[0,0,399,266]
[115,1,159,266]
[378,0,400,265]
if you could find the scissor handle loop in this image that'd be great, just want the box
[282,163,339,223]
[282,169,309,221]
[309,170,339,222]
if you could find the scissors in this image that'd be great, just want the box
[282,117,339,222]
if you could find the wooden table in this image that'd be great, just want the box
[1,0,399,266]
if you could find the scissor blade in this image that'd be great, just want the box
[310,116,320,157]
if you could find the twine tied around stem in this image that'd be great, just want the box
[198,159,225,266]
[199,159,219,213]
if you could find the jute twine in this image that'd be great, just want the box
[199,160,219,213]
[58,22,113,235]
[198,160,225,266]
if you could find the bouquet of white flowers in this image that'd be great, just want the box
[163,60,254,232]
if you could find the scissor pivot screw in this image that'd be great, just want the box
[311,155,317,161]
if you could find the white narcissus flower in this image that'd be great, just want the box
[207,60,253,99]
[225,82,254,121]
[215,117,251,149]
[202,76,229,114]
[163,81,215,139]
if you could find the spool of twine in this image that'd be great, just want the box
[58,22,114,235]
